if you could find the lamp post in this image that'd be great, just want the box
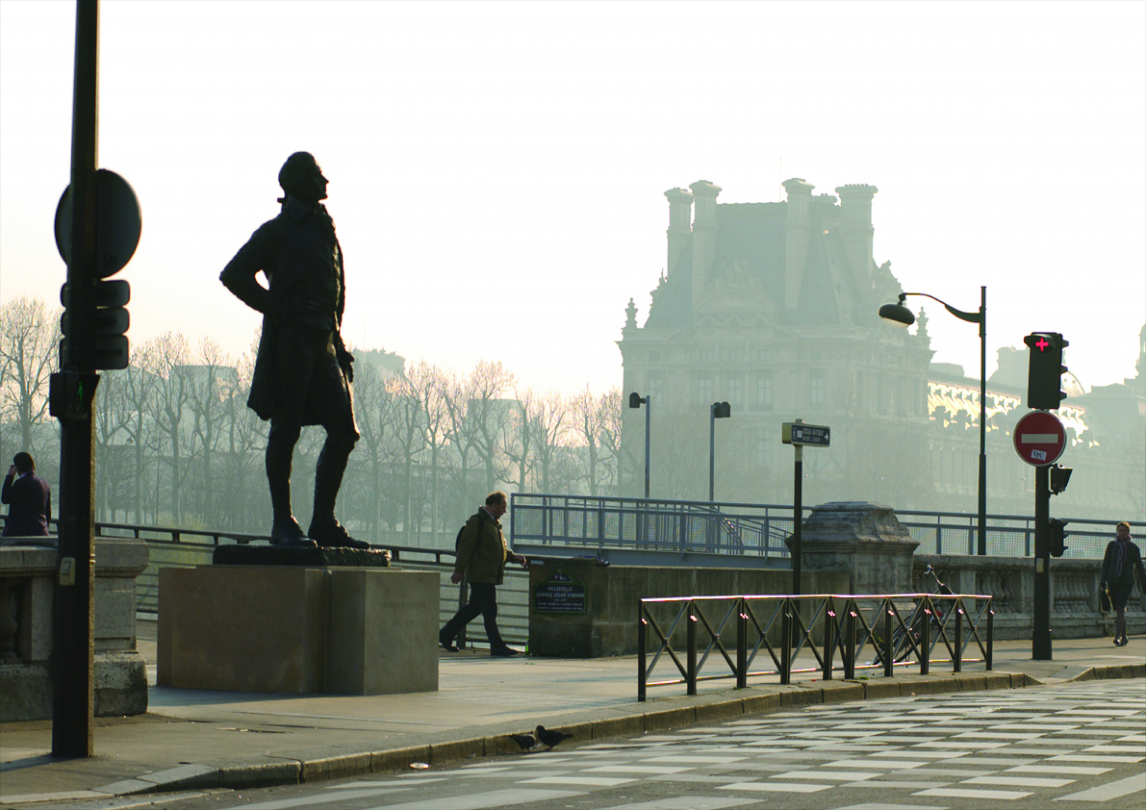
[879,285,988,556]
[628,392,651,499]
[709,401,731,501]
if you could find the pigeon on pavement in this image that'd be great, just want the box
[535,725,574,750]
[507,732,537,752]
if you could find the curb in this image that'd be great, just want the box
[5,664,1138,805]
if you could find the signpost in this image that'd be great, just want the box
[1014,409,1067,661]
[782,421,830,597]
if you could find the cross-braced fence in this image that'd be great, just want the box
[637,592,994,701]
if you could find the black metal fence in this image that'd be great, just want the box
[638,592,994,701]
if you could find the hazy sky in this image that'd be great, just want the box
[2,1,1143,397]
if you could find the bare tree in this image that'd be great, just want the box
[507,389,570,493]
[0,296,61,454]
[184,339,234,526]
[216,337,268,532]
[409,361,450,540]
[390,373,428,542]
[143,333,193,523]
[351,360,400,540]
[570,386,622,496]
[443,361,515,520]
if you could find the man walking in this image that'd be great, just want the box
[440,491,528,656]
[2,452,51,537]
[221,152,366,549]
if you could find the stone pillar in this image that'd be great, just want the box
[795,502,919,594]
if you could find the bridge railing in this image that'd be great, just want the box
[638,592,994,701]
[511,494,794,558]
[510,494,1122,559]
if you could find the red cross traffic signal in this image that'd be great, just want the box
[1024,332,1068,410]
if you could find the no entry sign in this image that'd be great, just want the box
[1013,411,1066,467]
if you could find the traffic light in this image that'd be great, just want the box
[1050,465,1073,496]
[60,279,130,370]
[712,401,731,418]
[1024,332,1069,410]
[1049,518,1069,557]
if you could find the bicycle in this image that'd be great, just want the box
[870,565,952,667]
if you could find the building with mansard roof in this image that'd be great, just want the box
[617,179,1143,520]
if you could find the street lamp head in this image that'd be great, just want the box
[879,294,915,328]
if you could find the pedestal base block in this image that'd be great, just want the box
[158,566,437,695]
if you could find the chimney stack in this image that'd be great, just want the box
[835,184,878,286]
[782,178,814,309]
[689,181,722,303]
[664,187,693,278]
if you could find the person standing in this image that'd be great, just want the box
[1100,521,1145,647]
[220,152,366,549]
[1,452,52,537]
[440,491,528,657]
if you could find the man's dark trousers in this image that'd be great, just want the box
[441,582,506,650]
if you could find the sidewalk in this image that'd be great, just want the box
[1,622,1142,807]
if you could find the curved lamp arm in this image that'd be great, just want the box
[900,292,982,325]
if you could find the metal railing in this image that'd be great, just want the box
[512,494,794,557]
[511,494,1123,559]
[638,592,994,701]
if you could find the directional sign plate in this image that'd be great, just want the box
[1013,410,1066,467]
[782,422,831,447]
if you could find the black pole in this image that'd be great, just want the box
[977,285,987,555]
[1032,464,1052,660]
[643,396,650,500]
[791,445,803,597]
[53,0,99,759]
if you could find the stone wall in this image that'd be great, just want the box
[0,537,149,722]
[527,560,849,658]
[915,554,1144,640]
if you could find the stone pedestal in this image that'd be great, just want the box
[158,566,438,695]
[0,536,149,721]
[794,502,920,594]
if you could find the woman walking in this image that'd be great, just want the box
[1100,522,1146,647]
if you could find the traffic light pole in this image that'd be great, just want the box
[53,0,99,758]
[1032,464,1052,660]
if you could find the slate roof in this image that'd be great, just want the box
[644,197,869,329]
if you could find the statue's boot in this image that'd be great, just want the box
[308,439,369,549]
[267,437,316,547]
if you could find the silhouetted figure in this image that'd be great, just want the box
[439,491,528,656]
[2,452,51,537]
[221,152,366,549]
[1100,521,1145,647]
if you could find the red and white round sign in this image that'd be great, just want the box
[1013,411,1066,467]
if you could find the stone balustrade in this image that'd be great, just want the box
[915,553,1142,640]
[0,536,149,722]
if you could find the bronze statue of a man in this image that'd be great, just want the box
[221,152,367,549]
